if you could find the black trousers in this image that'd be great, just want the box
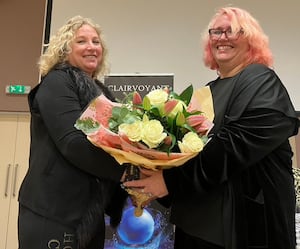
[174,226,270,249]
[174,227,225,249]
[18,204,104,249]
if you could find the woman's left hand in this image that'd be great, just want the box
[123,168,169,198]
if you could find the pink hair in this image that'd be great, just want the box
[202,7,273,70]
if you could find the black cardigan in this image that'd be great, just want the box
[163,64,299,249]
[18,65,127,248]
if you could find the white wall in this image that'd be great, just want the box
[51,0,300,109]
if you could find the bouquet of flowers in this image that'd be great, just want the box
[75,85,214,215]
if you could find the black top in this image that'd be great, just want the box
[18,65,126,230]
[163,64,300,249]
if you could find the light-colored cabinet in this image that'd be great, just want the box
[0,114,30,249]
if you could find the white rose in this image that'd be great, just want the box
[141,118,167,148]
[118,121,143,142]
[178,132,204,153]
[146,89,168,105]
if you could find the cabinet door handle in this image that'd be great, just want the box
[4,164,11,197]
[12,164,19,197]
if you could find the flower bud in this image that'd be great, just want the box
[187,115,212,135]
[186,115,206,126]
[132,91,142,105]
[164,100,178,116]
[194,119,213,135]
[164,136,172,146]
[176,112,186,126]
[165,100,186,119]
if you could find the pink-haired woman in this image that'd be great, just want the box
[125,6,299,249]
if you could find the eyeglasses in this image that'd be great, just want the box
[208,28,243,40]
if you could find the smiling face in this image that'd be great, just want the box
[67,24,103,77]
[209,14,250,77]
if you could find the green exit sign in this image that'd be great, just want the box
[5,85,31,94]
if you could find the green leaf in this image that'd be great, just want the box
[143,96,151,111]
[75,118,100,134]
[166,116,176,134]
[108,119,119,132]
[111,106,123,119]
[150,106,161,117]
[181,123,195,133]
[157,132,177,154]
[176,112,186,126]
[169,132,177,152]
[179,84,193,105]
[119,107,131,120]
[169,91,180,100]
[201,135,209,144]
[122,112,141,124]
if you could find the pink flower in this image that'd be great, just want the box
[186,115,206,126]
[164,99,178,116]
[164,136,172,146]
[132,92,142,105]
[186,115,211,135]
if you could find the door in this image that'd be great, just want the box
[0,114,30,249]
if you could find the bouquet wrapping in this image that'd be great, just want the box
[75,85,214,168]
[75,85,214,215]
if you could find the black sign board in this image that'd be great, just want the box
[104,74,174,101]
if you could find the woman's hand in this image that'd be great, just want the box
[123,168,169,198]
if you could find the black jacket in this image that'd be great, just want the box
[163,64,300,249]
[18,64,127,248]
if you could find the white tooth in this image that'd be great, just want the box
[218,45,230,50]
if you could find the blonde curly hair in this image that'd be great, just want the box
[38,15,110,78]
